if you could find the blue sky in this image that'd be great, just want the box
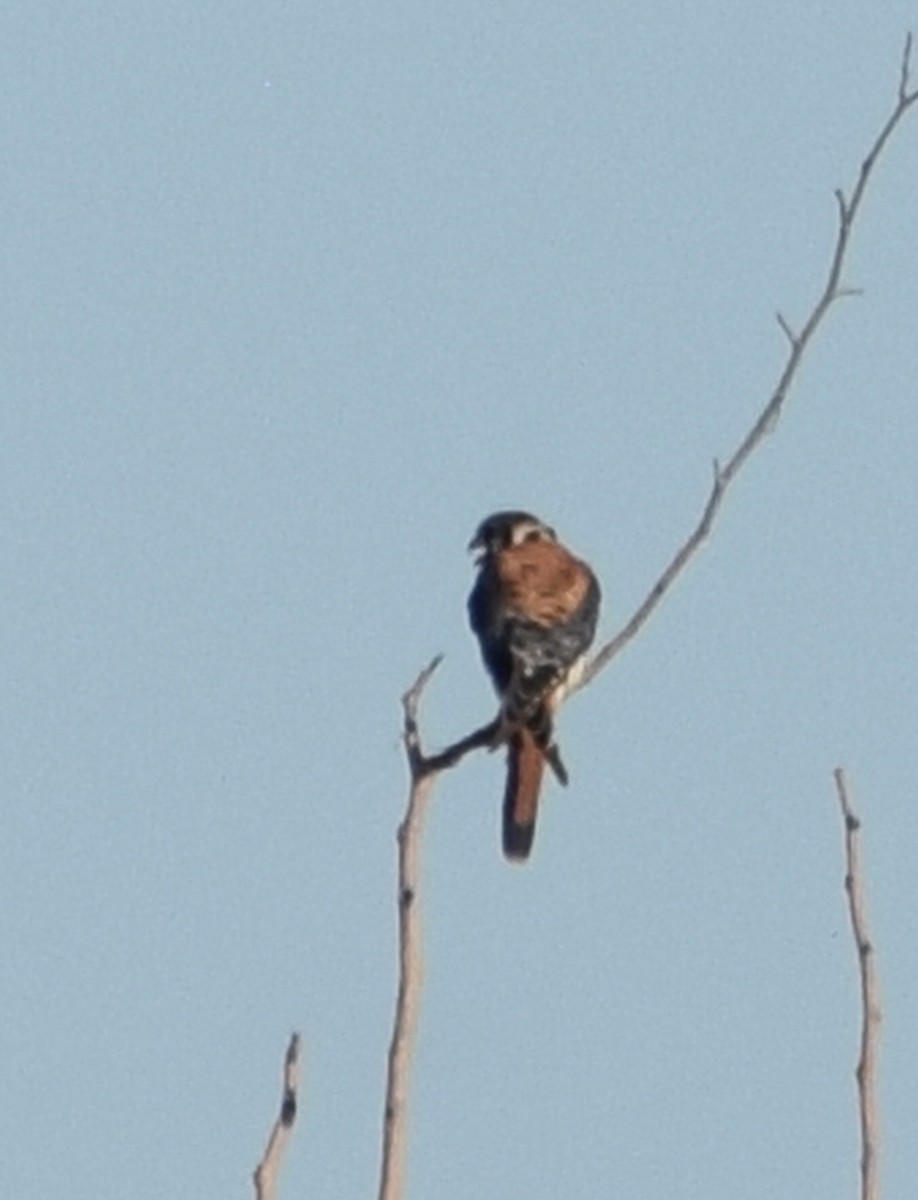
[3,4,917,1198]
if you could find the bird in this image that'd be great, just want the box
[467,511,601,861]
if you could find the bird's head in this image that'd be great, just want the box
[468,511,557,558]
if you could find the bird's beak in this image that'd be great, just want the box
[467,534,483,554]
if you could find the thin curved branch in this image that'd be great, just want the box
[395,38,918,765]
[576,34,918,692]
[833,769,881,1200]
[253,1033,302,1200]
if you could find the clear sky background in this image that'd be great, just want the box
[3,4,917,1198]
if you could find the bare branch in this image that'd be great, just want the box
[835,286,865,301]
[391,38,918,765]
[775,311,798,347]
[401,657,503,778]
[376,667,441,1200]
[833,769,881,1200]
[253,1033,302,1200]
[576,35,918,692]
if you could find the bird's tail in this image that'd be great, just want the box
[503,726,544,861]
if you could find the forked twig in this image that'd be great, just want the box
[833,769,881,1200]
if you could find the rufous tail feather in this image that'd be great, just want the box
[503,728,544,861]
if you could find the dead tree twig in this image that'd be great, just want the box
[575,33,918,691]
[253,1033,302,1200]
[376,660,441,1200]
[833,769,881,1200]
[399,36,918,756]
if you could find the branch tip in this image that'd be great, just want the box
[900,32,914,101]
[285,1031,301,1067]
[402,655,443,714]
[253,1032,303,1200]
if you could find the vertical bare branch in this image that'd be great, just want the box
[253,1032,302,1200]
[376,660,441,1200]
[833,769,881,1200]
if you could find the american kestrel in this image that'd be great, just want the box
[467,511,601,861]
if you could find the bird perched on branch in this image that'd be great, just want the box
[467,511,600,861]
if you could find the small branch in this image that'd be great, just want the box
[834,286,866,301]
[420,718,501,773]
[253,1033,302,1200]
[576,34,918,693]
[776,311,798,347]
[376,666,442,1200]
[401,656,502,778]
[833,769,881,1200]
